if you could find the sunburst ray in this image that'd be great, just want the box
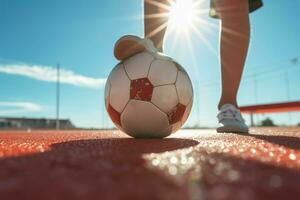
[145,0,172,11]
[146,21,169,38]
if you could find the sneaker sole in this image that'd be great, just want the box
[216,126,249,134]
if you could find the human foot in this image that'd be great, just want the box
[114,35,158,61]
[217,104,249,134]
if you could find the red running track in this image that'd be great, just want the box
[0,128,299,200]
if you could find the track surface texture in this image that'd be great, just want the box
[0,128,299,200]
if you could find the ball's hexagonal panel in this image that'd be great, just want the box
[176,70,193,105]
[109,64,131,112]
[151,85,178,113]
[104,81,111,109]
[173,62,185,71]
[130,78,153,101]
[124,52,154,80]
[181,100,193,126]
[151,52,173,61]
[121,100,171,138]
[148,59,178,86]
[107,103,122,128]
[167,103,186,125]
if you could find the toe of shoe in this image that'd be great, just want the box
[114,35,145,60]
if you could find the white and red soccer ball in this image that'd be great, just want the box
[105,52,193,138]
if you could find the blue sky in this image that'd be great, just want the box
[0,0,299,128]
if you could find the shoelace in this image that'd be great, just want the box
[217,107,245,122]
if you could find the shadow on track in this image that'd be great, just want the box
[1,135,300,200]
[249,134,300,150]
[0,138,198,200]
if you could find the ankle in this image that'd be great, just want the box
[145,36,163,52]
[218,100,238,110]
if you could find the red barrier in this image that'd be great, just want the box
[240,101,300,114]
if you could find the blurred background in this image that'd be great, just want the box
[0,0,299,130]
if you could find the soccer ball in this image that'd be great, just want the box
[105,52,193,138]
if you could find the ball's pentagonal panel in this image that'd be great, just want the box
[109,64,131,112]
[151,85,178,113]
[107,103,122,128]
[124,52,154,80]
[181,101,193,125]
[167,103,186,125]
[121,100,171,138]
[176,70,193,105]
[130,78,153,101]
[104,80,111,109]
[148,60,178,86]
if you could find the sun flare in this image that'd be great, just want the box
[141,0,218,56]
[168,0,199,30]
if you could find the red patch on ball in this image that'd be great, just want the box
[107,104,121,127]
[167,103,186,125]
[130,78,154,101]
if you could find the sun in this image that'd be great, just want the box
[166,0,218,56]
[130,0,218,56]
[168,0,199,30]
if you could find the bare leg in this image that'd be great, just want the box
[215,0,250,109]
[144,0,170,52]
[114,0,170,60]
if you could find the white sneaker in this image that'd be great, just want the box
[114,35,158,61]
[217,104,249,134]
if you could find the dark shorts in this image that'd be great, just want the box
[210,0,263,18]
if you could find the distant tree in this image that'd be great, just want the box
[260,118,276,127]
[298,122,300,126]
